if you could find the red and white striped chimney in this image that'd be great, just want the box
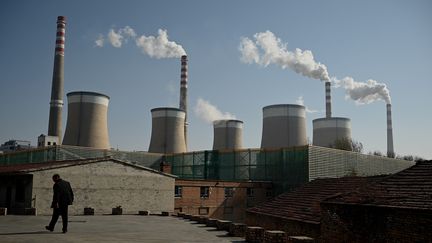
[48,16,66,143]
[179,55,188,150]
[386,103,394,157]
[325,81,332,118]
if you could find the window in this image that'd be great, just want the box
[200,186,209,198]
[247,188,254,197]
[199,207,209,215]
[224,187,234,198]
[266,189,273,198]
[47,142,51,145]
[175,186,182,198]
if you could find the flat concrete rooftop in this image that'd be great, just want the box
[0,215,245,243]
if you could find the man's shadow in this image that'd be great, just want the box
[0,231,62,235]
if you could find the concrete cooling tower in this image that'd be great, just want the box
[261,104,307,149]
[312,117,352,147]
[62,91,110,149]
[213,119,244,150]
[148,107,187,154]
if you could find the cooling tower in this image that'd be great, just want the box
[47,16,66,143]
[148,107,187,154]
[313,117,352,147]
[62,91,110,149]
[386,104,394,157]
[179,55,188,150]
[212,119,244,150]
[261,104,307,149]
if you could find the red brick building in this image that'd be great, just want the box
[320,161,432,243]
[245,176,382,238]
[174,179,272,222]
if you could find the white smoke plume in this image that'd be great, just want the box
[95,34,104,47]
[95,27,186,58]
[194,98,236,124]
[240,30,392,105]
[295,96,319,113]
[333,77,391,104]
[239,30,330,81]
[135,29,186,58]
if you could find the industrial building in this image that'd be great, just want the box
[0,157,175,215]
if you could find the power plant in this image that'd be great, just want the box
[179,55,188,151]
[62,91,111,149]
[47,16,66,144]
[261,104,307,149]
[36,16,394,157]
[148,107,187,154]
[212,119,244,150]
[387,104,394,157]
[313,81,352,148]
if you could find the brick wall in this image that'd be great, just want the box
[245,211,320,238]
[175,179,272,222]
[320,202,432,243]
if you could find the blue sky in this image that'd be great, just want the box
[0,0,431,159]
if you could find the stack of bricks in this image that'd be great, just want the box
[206,218,218,227]
[245,226,265,243]
[264,230,287,243]
[216,219,232,231]
[287,236,315,243]
[191,215,200,222]
[229,223,247,237]
[198,216,208,224]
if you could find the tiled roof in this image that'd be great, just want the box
[325,161,432,209]
[247,176,382,224]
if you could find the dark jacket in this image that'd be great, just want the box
[51,179,74,208]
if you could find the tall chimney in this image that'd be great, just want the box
[179,55,188,150]
[47,16,66,143]
[325,81,331,118]
[386,104,394,157]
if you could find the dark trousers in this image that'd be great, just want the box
[48,205,68,231]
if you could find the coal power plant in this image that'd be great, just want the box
[261,104,307,149]
[148,107,187,154]
[34,16,397,157]
[47,16,66,144]
[62,91,111,149]
[212,119,243,150]
[313,81,352,148]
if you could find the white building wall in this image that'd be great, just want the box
[32,160,174,215]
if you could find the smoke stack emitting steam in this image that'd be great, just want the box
[48,16,66,143]
[387,104,394,157]
[239,30,392,105]
[325,82,332,118]
[180,55,188,150]
[240,30,394,155]
[96,27,186,58]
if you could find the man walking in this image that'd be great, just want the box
[45,174,74,233]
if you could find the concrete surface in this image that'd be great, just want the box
[0,215,246,242]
